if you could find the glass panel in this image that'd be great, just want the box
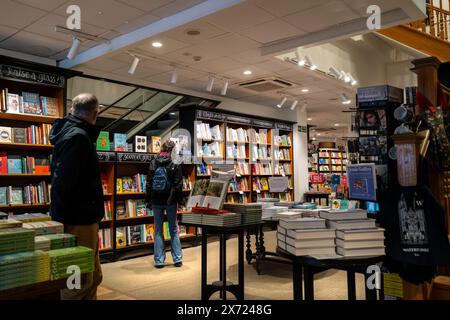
[114,88,158,110]
[138,92,179,112]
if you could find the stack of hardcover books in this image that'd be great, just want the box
[0,227,35,255]
[22,221,64,236]
[48,246,94,280]
[319,209,385,257]
[202,212,241,227]
[223,203,262,224]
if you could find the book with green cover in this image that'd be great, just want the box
[96,131,110,151]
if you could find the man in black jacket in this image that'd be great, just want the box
[146,140,183,268]
[50,93,103,299]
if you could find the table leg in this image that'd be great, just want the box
[201,232,207,301]
[259,224,266,256]
[293,262,303,300]
[221,233,227,301]
[254,227,261,275]
[347,270,356,300]
[238,230,244,300]
[245,229,252,264]
[303,266,314,301]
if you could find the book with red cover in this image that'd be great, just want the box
[0,152,7,174]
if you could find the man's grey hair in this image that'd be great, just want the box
[72,93,99,117]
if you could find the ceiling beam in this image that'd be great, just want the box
[59,0,243,69]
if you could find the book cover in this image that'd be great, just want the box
[12,127,27,144]
[145,224,154,242]
[43,97,58,116]
[134,135,147,153]
[22,92,41,115]
[0,127,12,143]
[10,187,23,204]
[6,93,20,114]
[0,187,7,204]
[96,131,110,151]
[34,157,50,174]
[114,133,127,151]
[116,201,126,219]
[151,136,161,153]
[0,152,7,174]
[7,156,23,174]
[128,226,143,244]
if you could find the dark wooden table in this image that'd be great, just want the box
[303,191,330,206]
[277,248,384,300]
[181,221,263,301]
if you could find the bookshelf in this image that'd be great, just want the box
[179,106,295,204]
[0,56,76,215]
[97,151,198,261]
[317,148,347,174]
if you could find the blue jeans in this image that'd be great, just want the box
[152,204,182,265]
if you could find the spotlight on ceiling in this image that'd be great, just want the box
[128,56,140,75]
[170,68,178,84]
[277,97,287,109]
[341,93,351,105]
[221,81,229,96]
[349,74,358,86]
[343,71,351,83]
[328,66,343,79]
[152,41,162,48]
[67,37,81,60]
[295,50,305,66]
[290,100,298,111]
[312,137,316,141]
[243,69,252,75]
[300,101,307,113]
[305,55,317,70]
[307,117,312,121]
[206,76,215,92]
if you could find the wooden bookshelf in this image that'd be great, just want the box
[317,148,347,174]
[0,142,53,150]
[0,173,51,178]
[0,112,59,124]
[0,203,50,209]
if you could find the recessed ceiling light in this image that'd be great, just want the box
[334,123,339,126]
[307,118,312,121]
[98,11,103,15]
[312,137,316,141]
[301,88,309,93]
[243,70,252,75]
[170,112,176,115]
[152,41,163,48]
[186,29,201,36]
[317,133,321,136]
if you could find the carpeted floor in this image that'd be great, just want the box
[98,231,367,300]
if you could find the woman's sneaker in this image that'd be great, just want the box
[174,262,183,267]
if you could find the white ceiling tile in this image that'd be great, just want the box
[0,0,47,29]
[115,0,174,12]
[0,31,69,57]
[223,65,272,81]
[240,18,305,44]
[251,0,330,18]
[113,13,160,34]
[82,57,128,72]
[0,25,19,42]
[193,57,247,74]
[24,13,108,43]
[224,88,257,99]
[111,65,167,79]
[53,0,145,30]
[147,68,204,84]
[135,36,190,55]
[152,0,206,18]
[162,20,228,45]
[228,48,268,64]
[176,78,209,92]
[282,1,360,33]
[205,2,274,33]
[252,59,292,73]
[15,0,70,11]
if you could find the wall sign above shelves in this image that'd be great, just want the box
[117,152,154,163]
[97,152,116,162]
[0,64,65,87]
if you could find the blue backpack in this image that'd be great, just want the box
[152,165,171,194]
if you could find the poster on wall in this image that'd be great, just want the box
[347,163,377,201]
[310,173,325,184]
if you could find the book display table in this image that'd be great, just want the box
[276,248,384,301]
[303,192,330,206]
[181,222,263,300]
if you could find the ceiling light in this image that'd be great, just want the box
[334,123,339,126]
[243,70,252,75]
[128,56,140,75]
[340,93,351,105]
[290,100,298,111]
[152,41,163,48]
[349,74,358,86]
[67,37,81,60]
[305,55,317,70]
[295,50,305,66]
[343,71,351,83]
[307,117,312,121]
[206,76,214,92]
[312,137,316,141]
[170,112,176,115]
[317,133,321,136]
[277,97,287,109]
[170,68,178,84]
[300,101,307,113]
[221,81,229,96]
[328,66,343,79]
[301,88,309,93]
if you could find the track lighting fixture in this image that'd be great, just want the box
[341,93,351,105]
[300,101,307,113]
[128,56,140,75]
[305,56,317,70]
[295,50,305,66]
[328,66,343,79]
[206,76,215,92]
[221,81,229,96]
[277,97,287,108]
[290,100,298,111]
[349,74,357,86]
[67,37,81,60]
[170,68,178,84]
[342,71,351,83]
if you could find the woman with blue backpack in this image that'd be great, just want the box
[146,140,183,268]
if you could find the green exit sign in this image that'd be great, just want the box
[298,126,307,133]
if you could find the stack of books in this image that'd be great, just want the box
[181,212,203,224]
[0,250,50,290]
[277,217,336,256]
[319,209,385,257]
[22,221,64,236]
[10,213,50,223]
[293,203,317,210]
[35,234,77,250]
[274,201,297,209]
[202,212,241,227]
[0,227,35,255]
[34,236,51,251]
[223,203,262,224]
[261,206,287,221]
[0,212,7,220]
[0,219,22,229]
[48,246,94,280]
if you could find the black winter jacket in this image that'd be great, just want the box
[49,114,104,225]
[145,153,182,206]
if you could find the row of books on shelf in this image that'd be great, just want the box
[226,144,246,159]
[253,177,269,191]
[196,123,222,140]
[228,179,249,192]
[274,135,291,146]
[116,174,147,193]
[235,161,249,175]
[252,162,273,175]
[0,153,50,174]
[319,159,347,165]
[319,151,347,158]
[182,177,192,190]
[251,145,270,160]
[198,141,222,158]
[0,182,51,205]
[274,163,292,175]
[97,131,162,153]
[274,149,291,161]
[0,89,58,116]
[226,127,247,143]
[116,199,150,219]
[226,193,248,204]
[0,124,52,145]
[103,200,113,220]
[319,165,346,172]
[256,192,293,201]
[196,163,212,175]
